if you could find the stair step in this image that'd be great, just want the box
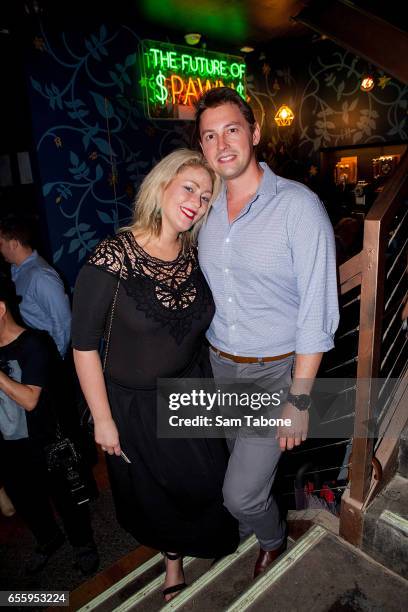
[362,473,408,578]
[170,537,296,612]
[228,528,408,612]
[109,556,199,612]
[77,553,163,611]
[78,555,198,612]
[160,535,258,611]
[227,525,326,612]
[105,535,257,611]
[380,509,408,536]
[132,556,212,612]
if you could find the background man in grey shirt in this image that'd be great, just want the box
[196,88,339,577]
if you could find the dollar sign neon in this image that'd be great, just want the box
[155,72,168,104]
[236,82,245,98]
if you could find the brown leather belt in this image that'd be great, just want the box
[209,344,295,364]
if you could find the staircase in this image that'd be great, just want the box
[70,513,407,611]
[69,426,408,610]
[70,433,408,611]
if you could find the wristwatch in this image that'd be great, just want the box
[287,392,311,411]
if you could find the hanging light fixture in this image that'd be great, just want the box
[184,33,201,45]
[274,104,294,127]
[360,74,375,92]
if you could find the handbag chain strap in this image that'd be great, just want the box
[103,249,125,372]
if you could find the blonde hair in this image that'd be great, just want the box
[121,148,219,252]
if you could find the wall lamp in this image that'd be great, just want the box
[274,104,294,127]
[360,75,375,92]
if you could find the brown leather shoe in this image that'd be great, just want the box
[253,541,287,578]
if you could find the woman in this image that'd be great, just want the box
[72,149,239,600]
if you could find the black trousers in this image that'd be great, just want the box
[0,437,93,548]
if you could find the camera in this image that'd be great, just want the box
[46,437,90,506]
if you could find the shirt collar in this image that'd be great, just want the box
[211,162,277,214]
[257,162,277,197]
[11,250,38,273]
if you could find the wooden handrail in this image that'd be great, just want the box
[340,148,408,545]
[350,148,408,504]
[339,252,362,295]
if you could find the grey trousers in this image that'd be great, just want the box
[210,349,294,551]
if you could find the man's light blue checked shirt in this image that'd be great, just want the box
[198,163,339,357]
[11,251,71,357]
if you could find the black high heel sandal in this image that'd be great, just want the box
[162,552,187,600]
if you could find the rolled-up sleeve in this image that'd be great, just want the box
[72,265,117,351]
[291,195,339,354]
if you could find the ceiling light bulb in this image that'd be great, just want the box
[360,75,375,91]
[184,33,201,46]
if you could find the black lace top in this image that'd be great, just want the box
[72,232,215,388]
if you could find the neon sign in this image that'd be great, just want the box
[139,40,246,120]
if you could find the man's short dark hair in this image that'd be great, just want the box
[0,214,34,247]
[194,87,256,143]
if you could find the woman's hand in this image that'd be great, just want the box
[94,417,122,456]
[73,350,122,456]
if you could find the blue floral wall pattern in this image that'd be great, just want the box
[27,29,407,288]
[27,23,192,288]
[297,50,407,153]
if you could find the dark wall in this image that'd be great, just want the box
[25,24,408,288]
[248,40,407,176]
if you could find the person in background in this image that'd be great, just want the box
[0,214,71,358]
[195,87,339,578]
[334,216,363,265]
[0,278,99,575]
[0,215,99,498]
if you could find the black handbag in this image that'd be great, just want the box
[45,424,90,506]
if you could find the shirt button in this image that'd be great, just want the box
[226,238,230,243]
[228,297,232,302]
[231,325,235,330]
[225,268,229,273]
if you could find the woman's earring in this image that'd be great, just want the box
[154,209,161,232]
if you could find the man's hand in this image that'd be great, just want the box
[276,401,309,451]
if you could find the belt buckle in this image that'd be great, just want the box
[257,357,265,366]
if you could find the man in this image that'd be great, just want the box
[0,278,98,575]
[0,215,71,357]
[196,88,339,577]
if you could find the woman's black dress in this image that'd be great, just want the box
[72,231,238,558]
